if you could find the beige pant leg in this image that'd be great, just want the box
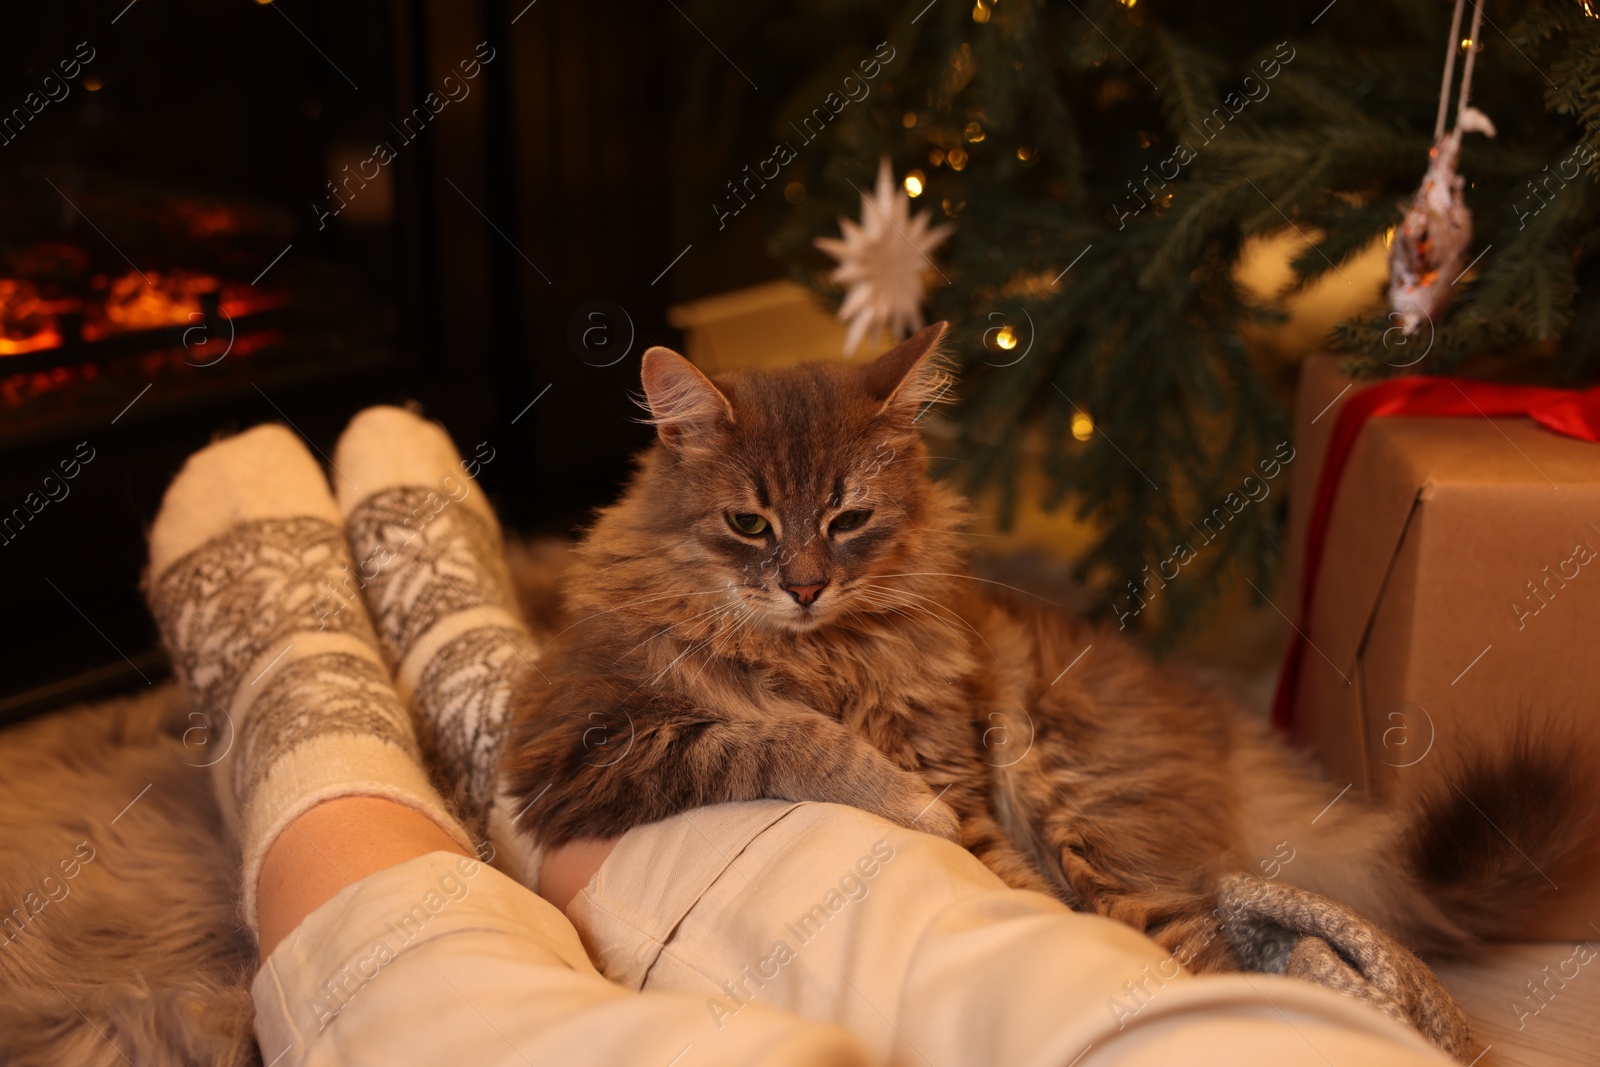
[253,851,872,1067]
[566,802,1454,1067]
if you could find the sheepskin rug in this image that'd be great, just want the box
[0,683,259,1066]
[0,538,570,1066]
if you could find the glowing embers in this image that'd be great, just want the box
[0,278,66,355]
[0,262,284,357]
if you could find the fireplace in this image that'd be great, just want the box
[0,1,421,720]
[0,179,383,443]
[0,0,734,721]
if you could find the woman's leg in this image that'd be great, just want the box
[147,425,873,1067]
[145,422,480,935]
[331,405,547,886]
[561,801,1458,1067]
[256,796,468,957]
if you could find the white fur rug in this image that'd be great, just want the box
[0,683,258,1066]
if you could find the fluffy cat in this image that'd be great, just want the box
[503,323,1588,971]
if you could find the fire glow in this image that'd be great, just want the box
[0,268,283,356]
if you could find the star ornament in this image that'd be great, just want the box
[815,158,954,355]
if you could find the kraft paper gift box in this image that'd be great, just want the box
[1278,354,1600,940]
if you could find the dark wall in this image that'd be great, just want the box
[398,0,675,529]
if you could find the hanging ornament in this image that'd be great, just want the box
[815,157,954,355]
[1389,0,1496,335]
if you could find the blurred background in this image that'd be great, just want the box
[2,0,1596,724]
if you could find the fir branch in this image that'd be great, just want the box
[701,0,1600,641]
[1146,25,1223,140]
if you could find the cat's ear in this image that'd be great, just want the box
[865,322,953,421]
[639,346,735,451]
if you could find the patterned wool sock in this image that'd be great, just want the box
[145,424,475,932]
[332,406,544,885]
[1215,872,1474,1059]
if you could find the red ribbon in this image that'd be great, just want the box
[1271,375,1600,730]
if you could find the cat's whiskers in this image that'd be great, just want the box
[925,527,1004,538]
[858,582,996,655]
[650,598,754,687]
[860,603,948,653]
[720,599,759,647]
[853,598,958,648]
[608,602,743,701]
[611,598,739,664]
[860,580,970,620]
[852,585,949,626]
[852,585,998,662]
[689,603,758,686]
[871,571,1063,607]
[611,621,678,666]
[555,587,730,639]
[588,549,655,574]
[670,598,745,641]
[848,588,956,641]
[835,602,917,648]
[646,636,710,687]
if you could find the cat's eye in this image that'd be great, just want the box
[830,508,873,533]
[726,512,770,537]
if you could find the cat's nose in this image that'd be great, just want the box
[782,579,829,607]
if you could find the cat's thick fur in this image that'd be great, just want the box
[503,324,1591,970]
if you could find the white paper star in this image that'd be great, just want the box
[815,157,954,355]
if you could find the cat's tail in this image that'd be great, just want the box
[1399,730,1599,949]
[1239,719,1597,955]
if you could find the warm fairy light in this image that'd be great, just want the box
[995,326,1017,350]
[929,148,946,167]
[784,181,806,204]
[1384,225,1396,248]
[947,147,969,171]
[1459,38,1476,52]
[1071,412,1095,441]
[1017,147,1034,161]
[964,121,986,143]
[1118,0,1137,6]
[972,0,991,23]
[902,111,918,128]
[904,170,926,197]
[84,77,103,92]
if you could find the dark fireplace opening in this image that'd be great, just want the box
[1,2,406,445]
[1,0,792,722]
[2,1,430,720]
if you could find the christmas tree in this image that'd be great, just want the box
[684,0,1600,638]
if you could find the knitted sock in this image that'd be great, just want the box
[331,406,544,885]
[145,424,475,932]
[1215,872,1475,1060]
